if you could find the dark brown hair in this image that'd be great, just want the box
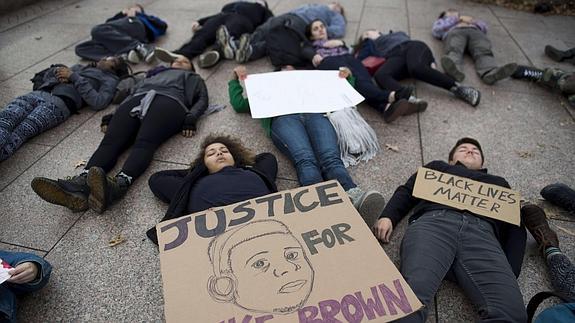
[191,134,256,168]
[448,137,484,165]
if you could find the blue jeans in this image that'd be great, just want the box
[270,113,356,191]
[396,210,527,322]
[0,251,52,323]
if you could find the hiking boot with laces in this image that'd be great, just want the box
[511,65,543,82]
[383,99,426,123]
[541,183,575,213]
[31,173,89,212]
[545,45,575,62]
[127,43,155,64]
[441,55,465,82]
[521,204,559,250]
[481,63,518,85]
[450,85,481,107]
[87,167,130,214]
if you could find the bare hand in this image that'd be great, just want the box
[191,21,201,32]
[7,262,39,284]
[373,217,393,243]
[312,54,324,67]
[232,65,247,81]
[182,129,195,137]
[338,67,352,79]
[323,40,344,48]
[55,67,72,83]
[460,15,473,24]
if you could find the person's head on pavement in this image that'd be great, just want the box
[448,137,484,170]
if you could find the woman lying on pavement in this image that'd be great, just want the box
[355,29,481,108]
[31,55,208,214]
[146,134,278,244]
[306,19,426,123]
[228,65,386,228]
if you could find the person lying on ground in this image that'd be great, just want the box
[307,19,425,123]
[228,65,386,228]
[373,137,527,322]
[75,4,167,64]
[31,56,208,214]
[432,8,517,85]
[154,0,273,69]
[0,56,128,162]
[356,29,481,107]
[146,134,278,244]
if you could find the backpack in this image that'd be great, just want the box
[527,291,575,323]
[265,24,310,69]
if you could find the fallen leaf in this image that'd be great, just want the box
[516,151,533,158]
[34,36,42,40]
[537,143,545,148]
[108,234,126,247]
[74,160,87,168]
[385,144,399,152]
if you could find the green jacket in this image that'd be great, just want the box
[228,75,356,137]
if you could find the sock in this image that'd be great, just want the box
[545,246,562,259]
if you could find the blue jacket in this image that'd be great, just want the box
[291,4,346,38]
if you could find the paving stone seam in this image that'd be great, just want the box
[487,5,534,67]
[0,0,83,34]
[0,241,50,254]
[44,210,86,257]
[0,109,101,193]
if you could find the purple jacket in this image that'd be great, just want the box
[432,16,488,40]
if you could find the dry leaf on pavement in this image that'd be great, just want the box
[74,160,87,168]
[385,144,400,152]
[108,234,126,247]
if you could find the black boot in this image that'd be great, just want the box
[541,183,575,213]
[86,167,130,214]
[511,65,544,82]
[545,45,575,63]
[450,85,481,107]
[31,173,89,212]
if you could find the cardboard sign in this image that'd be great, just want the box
[157,181,422,323]
[412,167,520,225]
[244,70,365,118]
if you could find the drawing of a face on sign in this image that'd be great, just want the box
[207,219,315,314]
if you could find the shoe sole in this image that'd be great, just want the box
[127,50,141,64]
[441,56,465,82]
[236,34,250,63]
[356,191,386,228]
[217,27,234,60]
[545,45,571,62]
[384,100,422,123]
[31,177,88,212]
[482,63,518,85]
[87,167,108,214]
[154,48,178,63]
[198,51,220,68]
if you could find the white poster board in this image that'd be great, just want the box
[244,70,365,118]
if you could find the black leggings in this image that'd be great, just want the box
[86,95,185,179]
[374,40,456,91]
[319,54,391,112]
[175,13,254,59]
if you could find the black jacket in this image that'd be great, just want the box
[146,153,278,244]
[198,2,274,28]
[381,160,527,277]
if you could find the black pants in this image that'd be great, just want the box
[75,17,147,61]
[374,40,456,91]
[319,54,391,112]
[86,95,185,179]
[175,13,254,59]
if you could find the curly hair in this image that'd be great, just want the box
[191,134,256,169]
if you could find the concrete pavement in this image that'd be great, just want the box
[0,0,574,321]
